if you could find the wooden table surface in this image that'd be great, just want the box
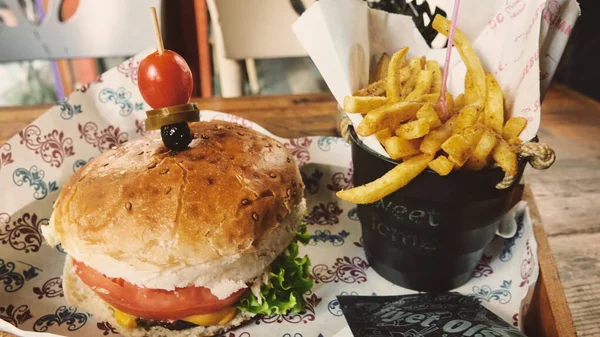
[1,83,598,336]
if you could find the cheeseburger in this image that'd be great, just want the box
[42,121,311,336]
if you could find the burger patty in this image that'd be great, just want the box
[136,318,199,331]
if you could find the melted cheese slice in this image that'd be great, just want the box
[182,307,238,326]
[113,307,137,329]
[112,306,238,329]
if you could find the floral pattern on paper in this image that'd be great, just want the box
[97,321,119,335]
[18,125,75,168]
[471,280,512,304]
[353,236,364,248]
[0,304,33,327]
[311,256,369,284]
[220,332,251,337]
[327,291,358,316]
[73,157,93,172]
[317,136,347,151]
[99,87,136,117]
[284,138,312,166]
[327,165,353,192]
[347,207,359,221]
[500,214,525,262]
[0,143,15,172]
[33,276,64,299]
[309,230,350,247]
[301,168,323,194]
[135,119,146,135]
[117,59,140,85]
[56,97,82,120]
[78,122,128,153]
[0,212,48,253]
[33,306,88,332]
[304,202,343,226]
[0,259,26,292]
[13,166,58,200]
[0,261,39,293]
[520,240,535,287]
[472,255,494,278]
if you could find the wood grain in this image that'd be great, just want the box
[0,84,597,336]
[524,186,578,337]
[525,85,600,336]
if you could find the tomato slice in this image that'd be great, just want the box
[72,259,247,321]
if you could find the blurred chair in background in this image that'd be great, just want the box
[0,0,161,104]
[207,0,326,97]
[0,0,327,104]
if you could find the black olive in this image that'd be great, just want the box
[161,121,192,151]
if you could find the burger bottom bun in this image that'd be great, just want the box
[62,258,255,337]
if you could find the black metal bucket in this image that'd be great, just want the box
[348,126,525,292]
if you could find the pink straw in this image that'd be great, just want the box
[438,0,461,120]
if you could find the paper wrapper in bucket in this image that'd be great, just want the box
[293,0,580,157]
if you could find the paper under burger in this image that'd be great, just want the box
[40,28,313,336]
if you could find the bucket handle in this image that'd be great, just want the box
[495,142,556,189]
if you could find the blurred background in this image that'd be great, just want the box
[0,0,596,106]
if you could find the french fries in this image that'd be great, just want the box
[461,125,485,150]
[427,60,442,94]
[492,139,518,175]
[343,96,388,114]
[464,71,479,105]
[372,53,391,83]
[396,119,430,139]
[384,136,420,159]
[432,94,455,116]
[454,94,465,110]
[464,128,498,171]
[356,101,423,136]
[405,69,434,101]
[336,154,434,204]
[419,93,454,112]
[416,103,442,129]
[353,79,386,97]
[375,128,393,144]
[433,15,486,101]
[484,73,504,134]
[386,47,409,102]
[338,14,529,204]
[455,104,483,132]
[401,58,424,98]
[420,115,457,155]
[428,156,453,176]
[503,117,527,141]
[442,134,472,167]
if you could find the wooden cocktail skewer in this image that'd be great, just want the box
[438,0,461,121]
[150,6,165,55]
[140,7,196,150]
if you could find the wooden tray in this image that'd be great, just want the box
[0,91,579,336]
[522,186,576,336]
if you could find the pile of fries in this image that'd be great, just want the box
[338,15,527,204]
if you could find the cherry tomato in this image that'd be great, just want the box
[73,259,247,320]
[138,50,194,109]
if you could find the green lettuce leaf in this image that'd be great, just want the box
[236,223,313,316]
